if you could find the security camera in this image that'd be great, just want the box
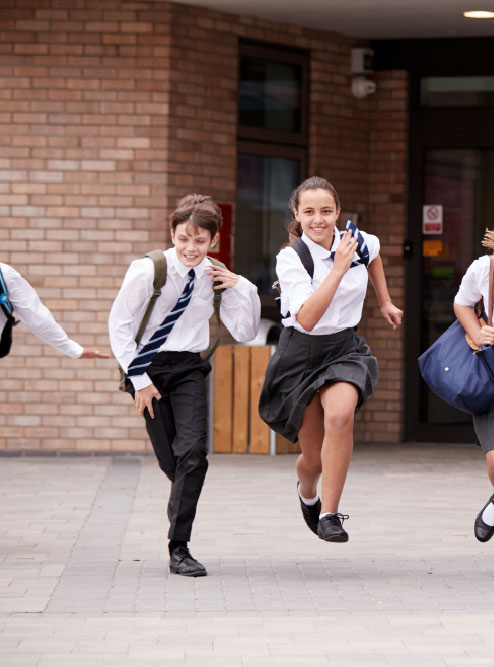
[351,76,377,99]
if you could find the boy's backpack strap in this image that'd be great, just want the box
[291,237,314,280]
[135,250,167,345]
[205,256,226,360]
[118,250,167,391]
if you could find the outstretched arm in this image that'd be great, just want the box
[368,254,403,330]
[6,265,110,358]
[79,348,110,359]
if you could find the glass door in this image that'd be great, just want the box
[407,144,494,441]
[420,150,493,427]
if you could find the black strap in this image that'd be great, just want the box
[279,238,315,318]
[291,238,314,279]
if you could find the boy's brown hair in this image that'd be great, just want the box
[171,194,223,238]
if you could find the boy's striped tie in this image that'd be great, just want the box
[127,268,195,377]
[329,220,369,267]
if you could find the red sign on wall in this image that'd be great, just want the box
[422,205,443,235]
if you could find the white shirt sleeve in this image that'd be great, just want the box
[363,232,380,264]
[3,264,83,358]
[454,257,487,307]
[276,247,314,318]
[219,276,261,342]
[108,258,155,391]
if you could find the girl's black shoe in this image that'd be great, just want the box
[297,482,321,535]
[317,513,349,542]
[474,494,494,542]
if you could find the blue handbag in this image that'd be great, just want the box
[418,256,494,415]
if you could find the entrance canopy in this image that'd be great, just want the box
[161,0,494,39]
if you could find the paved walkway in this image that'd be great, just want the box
[1,443,494,666]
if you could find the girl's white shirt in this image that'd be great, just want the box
[277,230,380,335]
[109,247,261,390]
[454,255,492,315]
[0,262,83,358]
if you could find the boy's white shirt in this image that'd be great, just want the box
[0,262,83,358]
[109,247,261,390]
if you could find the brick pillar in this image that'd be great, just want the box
[354,70,408,443]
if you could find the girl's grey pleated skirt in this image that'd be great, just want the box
[472,405,494,453]
[259,326,378,443]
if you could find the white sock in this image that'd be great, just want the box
[298,484,319,506]
[482,499,494,526]
[319,512,335,519]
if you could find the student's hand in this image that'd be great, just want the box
[478,324,494,347]
[333,230,359,275]
[135,383,162,419]
[80,348,111,359]
[208,265,240,289]
[380,302,403,330]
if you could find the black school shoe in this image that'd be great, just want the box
[297,482,321,535]
[318,513,349,542]
[474,494,494,542]
[169,546,207,577]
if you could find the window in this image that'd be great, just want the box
[235,41,309,317]
[421,76,494,107]
[239,57,303,134]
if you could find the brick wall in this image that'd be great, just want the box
[0,0,407,451]
[355,70,408,442]
[0,0,175,451]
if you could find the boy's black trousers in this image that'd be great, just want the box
[126,351,211,542]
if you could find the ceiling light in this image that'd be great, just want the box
[463,10,494,18]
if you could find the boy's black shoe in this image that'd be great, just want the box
[297,482,321,535]
[169,546,207,577]
[474,494,494,542]
[318,513,349,542]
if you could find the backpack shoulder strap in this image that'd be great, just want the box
[135,250,167,345]
[0,266,15,320]
[204,256,226,360]
[146,249,168,293]
[291,237,314,280]
[207,256,226,272]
